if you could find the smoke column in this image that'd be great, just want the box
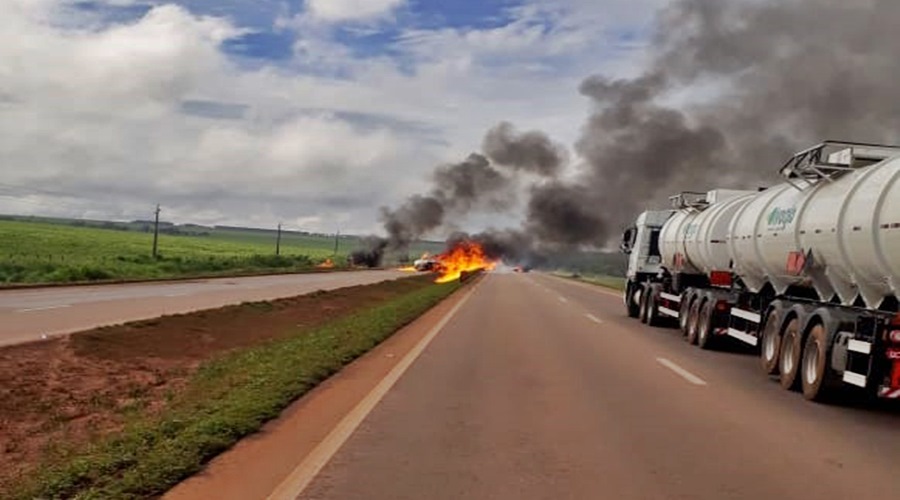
[378,126,566,249]
[482,121,568,177]
[367,0,900,265]
[528,0,900,245]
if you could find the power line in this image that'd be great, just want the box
[0,193,49,207]
[0,184,154,215]
[0,182,93,199]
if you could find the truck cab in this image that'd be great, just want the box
[621,210,674,317]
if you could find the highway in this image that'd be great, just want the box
[290,272,900,499]
[165,271,900,500]
[0,270,407,347]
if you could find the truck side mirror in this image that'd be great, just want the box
[620,228,634,254]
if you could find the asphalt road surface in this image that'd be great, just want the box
[0,270,407,347]
[295,272,900,500]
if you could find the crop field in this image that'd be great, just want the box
[0,219,444,285]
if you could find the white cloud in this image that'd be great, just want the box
[304,0,405,23]
[0,3,427,233]
[0,0,662,236]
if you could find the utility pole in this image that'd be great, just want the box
[276,223,282,256]
[152,204,161,259]
[333,229,340,256]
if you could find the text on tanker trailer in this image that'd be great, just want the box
[621,141,900,402]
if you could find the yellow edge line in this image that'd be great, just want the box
[266,278,483,500]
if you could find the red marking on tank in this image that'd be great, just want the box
[786,251,806,275]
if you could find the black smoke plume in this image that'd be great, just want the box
[379,153,512,251]
[349,237,388,268]
[541,0,900,244]
[373,0,900,264]
[482,122,567,177]
[379,121,573,255]
[525,182,607,246]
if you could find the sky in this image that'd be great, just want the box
[0,0,666,235]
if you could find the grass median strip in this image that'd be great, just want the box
[7,276,462,500]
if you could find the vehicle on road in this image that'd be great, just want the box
[621,141,900,402]
[413,257,438,272]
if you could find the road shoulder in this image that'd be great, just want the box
[164,278,479,500]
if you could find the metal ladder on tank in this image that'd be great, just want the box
[779,140,900,189]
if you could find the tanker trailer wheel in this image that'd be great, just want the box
[626,282,641,318]
[778,317,802,390]
[760,307,784,375]
[696,300,717,350]
[801,323,837,402]
[639,284,651,324]
[678,293,694,336]
[686,299,703,345]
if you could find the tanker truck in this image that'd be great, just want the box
[621,141,900,402]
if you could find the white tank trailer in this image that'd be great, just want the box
[621,141,900,402]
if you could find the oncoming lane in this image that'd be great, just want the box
[0,270,408,346]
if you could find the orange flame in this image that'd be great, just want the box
[316,258,335,269]
[433,240,496,283]
[397,265,418,272]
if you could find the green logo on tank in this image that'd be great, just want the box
[767,207,797,230]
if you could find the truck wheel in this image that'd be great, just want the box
[639,284,651,324]
[696,300,716,350]
[686,299,702,345]
[679,293,693,336]
[801,324,835,402]
[760,308,783,375]
[778,317,802,390]
[626,283,640,318]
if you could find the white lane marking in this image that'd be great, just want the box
[656,358,707,386]
[164,293,186,297]
[267,281,481,500]
[585,313,604,324]
[15,304,71,313]
[558,296,568,303]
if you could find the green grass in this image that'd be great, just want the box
[0,220,332,284]
[556,271,626,291]
[13,278,463,500]
[206,227,349,255]
[0,219,446,285]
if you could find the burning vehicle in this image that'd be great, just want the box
[399,241,497,282]
[431,239,496,283]
[413,254,438,271]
